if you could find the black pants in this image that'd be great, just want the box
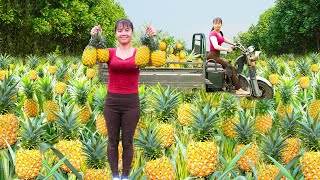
[207,50,240,90]
[103,92,140,176]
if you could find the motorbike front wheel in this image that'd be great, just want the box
[249,80,273,100]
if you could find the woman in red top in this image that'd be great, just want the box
[92,19,156,180]
[207,17,250,95]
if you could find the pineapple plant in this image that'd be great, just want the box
[287,53,295,67]
[54,64,68,95]
[39,76,59,122]
[258,130,287,180]
[27,55,39,80]
[69,78,92,124]
[309,74,320,119]
[82,131,111,180]
[0,76,19,149]
[15,115,46,179]
[134,126,175,179]
[48,53,58,75]
[86,67,96,79]
[92,85,108,136]
[0,54,9,80]
[259,53,267,67]
[233,112,258,171]
[298,114,320,180]
[219,93,240,138]
[54,104,85,172]
[255,99,274,133]
[151,85,180,148]
[267,58,279,85]
[71,57,79,71]
[239,97,255,109]
[279,110,301,164]
[297,59,311,89]
[186,103,219,177]
[276,78,298,119]
[21,76,39,117]
[309,52,319,72]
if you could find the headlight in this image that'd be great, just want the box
[248,46,255,53]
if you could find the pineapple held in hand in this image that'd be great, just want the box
[82,26,100,67]
[95,25,110,63]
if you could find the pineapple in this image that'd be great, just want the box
[71,57,79,71]
[134,126,175,179]
[82,33,99,67]
[54,65,68,95]
[276,78,298,119]
[21,76,39,117]
[86,67,96,79]
[48,53,58,75]
[69,78,92,124]
[279,110,301,164]
[287,53,295,67]
[92,85,108,136]
[54,104,85,172]
[39,76,59,122]
[267,58,279,85]
[309,74,320,119]
[159,41,167,51]
[177,103,195,126]
[0,54,9,80]
[297,59,311,89]
[15,115,46,179]
[96,32,110,63]
[151,50,166,67]
[259,130,287,180]
[298,114,320,180]
[151,85,180,148]
[309,52,319,72]
[135,29,158,67]
[82,131,111,180]
[187,103,219,177]
[233,112,258,171]
[0,76,19,149]
[27,55,39,81]
[219,93,240,138]
[255,99,274,133]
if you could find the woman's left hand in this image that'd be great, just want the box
[146,25,157,36]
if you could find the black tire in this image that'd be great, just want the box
[249,80,273,100]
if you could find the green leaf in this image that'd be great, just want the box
[3,138,16,166]
[129,165,144,180]
[267,155,294,180]
[218,143,252,180]
[43,154,70,180]
[174,134,186,160]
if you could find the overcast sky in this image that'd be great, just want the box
[115,0,275,49]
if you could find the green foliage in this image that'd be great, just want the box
[0,0,126,55]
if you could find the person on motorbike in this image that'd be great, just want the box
[207,17,250,95]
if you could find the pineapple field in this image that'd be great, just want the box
[1,33,320,180]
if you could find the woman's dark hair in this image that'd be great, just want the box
[211,17,223,36]
[115,18,134,32]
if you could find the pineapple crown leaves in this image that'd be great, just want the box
[0,53,10,70]
[47,52,58,66]
[39,76,54,100]
[298,114,320,152]
[92,85,107,114]
[255,99,275,115]
[309,52,319,64]
[233,112,255,145]
[81,130,108,169]
[27,55,39,70]
[278,109,301,138]
[190,103,220,142]
[20,115,47,150]
[278,78,299,105]
[267,58,278,74]
[53,103,80,141]
[140,24,159,52]
[261,130,288,164]
[286,53,294,61]
[150,85,181,122]
[218,93,239,117]
[69,78,89,106]
[297,58,311,76]
[134,125,163,160]
[21,76,36,99]
[55,64,68,82]
[0,75,19,115]
[138,84,148,114]
[313,73,320,99]
[186,49,202,62]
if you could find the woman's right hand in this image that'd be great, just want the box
[227,47,233,53]
[91,25,102,36]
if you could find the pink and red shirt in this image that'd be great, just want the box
[209,31,224,51]
[107,48,139,94]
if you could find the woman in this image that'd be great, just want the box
[92,19,156,180]
[207,17,250,95]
